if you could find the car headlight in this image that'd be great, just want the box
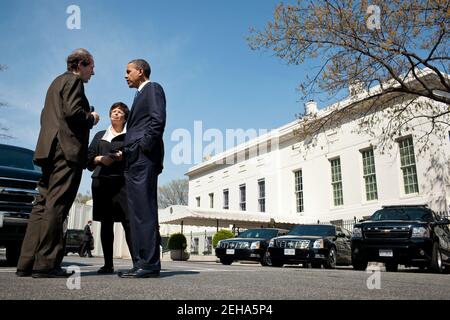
[352,227,362,238]
[250,241,260,249]
[313,239,323,249]
[411,227,430,238]
[269,239,274,247]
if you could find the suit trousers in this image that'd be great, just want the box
[100,219,133,268]
[80,241,93,257]
[125,150,161,271]
[17,140,82,272]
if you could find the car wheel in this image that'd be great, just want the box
[6,243,21,266]
[352,258,368,271]
[430,242,443,273]
[324,247,337,269]
[220,258,233,265]
[260,251,271,266]
[270,260,284,268]
[385,262,398,272]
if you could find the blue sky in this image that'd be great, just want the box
[0,0,322,194]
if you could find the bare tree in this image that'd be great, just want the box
[248,0,450,150]
[158,178,189,209]
[0,64,13,139]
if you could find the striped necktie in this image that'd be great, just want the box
[133,90,140,103]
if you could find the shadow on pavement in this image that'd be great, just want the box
[78,270,200,278]
[62,261,96,267]
[158,270,200,278]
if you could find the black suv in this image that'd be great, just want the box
[0,144,41,265]
[215,228,289,266]
[351,205,450,272]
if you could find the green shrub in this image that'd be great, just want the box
[168,233,187,250]
[212,229,234,248]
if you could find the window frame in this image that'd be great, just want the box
[196,196,200,208]
[360,147,378,201]
[209,193,214,209]
[397,136,419,195]
[330,157,344,207]
[239,184,246,211]
[294,170,304,213]
[223,189,229,210]
[258,178,266,212]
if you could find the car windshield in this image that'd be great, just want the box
[371,208,433,222]
[288,225,336,237]
[67,230,83,239]
[0,146,41,172]
[237,229,280,239]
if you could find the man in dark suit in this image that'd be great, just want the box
[118,59,166,278]
[16,48,100,278]
[80,220,94,257]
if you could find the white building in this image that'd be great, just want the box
[182,75,450,226]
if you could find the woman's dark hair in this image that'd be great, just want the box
[66,48,93,72]
[109,102,129,122]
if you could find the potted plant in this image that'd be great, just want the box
[213,229,235,248]
[168,233,190,261]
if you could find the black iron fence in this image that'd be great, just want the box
[436,211,450,219]
[317,217,364,231]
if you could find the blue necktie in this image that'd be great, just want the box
[133,90,140,103]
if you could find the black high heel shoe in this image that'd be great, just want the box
[97,266,114,274]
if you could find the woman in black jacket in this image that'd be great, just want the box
[87,102,134,273]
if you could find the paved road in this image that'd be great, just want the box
[0,254,449,300]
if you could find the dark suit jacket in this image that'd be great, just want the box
[34,72,94,167]
[82,224,93,242]
[124,82,166,173]
[87,130,126,178]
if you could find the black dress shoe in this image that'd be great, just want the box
[31,267,74,278]
[16,270,32,277]
[97,266,114,274]
[117,267,138,278]
[118,268,160,278]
